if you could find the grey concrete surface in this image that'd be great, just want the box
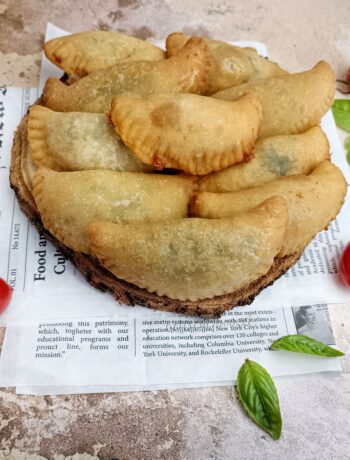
[0,0,350,458]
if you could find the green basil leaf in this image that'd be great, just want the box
[333,99,350,113]
[345,136,350,165]
[345,135,350,151]
[236,359,282,440]
[270,334,344,357]
[332,99,350,132]
[347,149,350,165]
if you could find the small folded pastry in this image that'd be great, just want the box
[28,105,152,172]
[192,161,347,256]
[110,92,262,175]
[166,32,286,94]
[44,30,165,77]
[32,168,196,254]
[213,61,335,138]
[43,37,211,113]
[87,196,288,301]
[198,126,329,192]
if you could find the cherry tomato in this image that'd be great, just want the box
[339,244,350,287]
[346,67,350,84]
[0,278,13,313]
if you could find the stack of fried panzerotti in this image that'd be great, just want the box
[13,30,347,316]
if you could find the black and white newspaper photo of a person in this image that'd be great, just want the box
[293,305,335,344]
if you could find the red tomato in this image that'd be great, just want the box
[346,67,350,84]
[0,278,13,313]
[340,244,350,287]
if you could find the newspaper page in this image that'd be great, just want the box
[0,304,342,395]
[0,23,349,327]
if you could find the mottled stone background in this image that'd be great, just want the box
[1,0,350,85]
[1,0,350,458]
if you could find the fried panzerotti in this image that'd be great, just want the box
[87,197,288,301]
[28,105,152,172]
[198,127,329,192]
[43,37,210,113]
[32,168,196,254]
[166,32,286,94]
[110,92,262,175]
[192,161,347,256]
[45,31,165,77]
[213,61,335,138]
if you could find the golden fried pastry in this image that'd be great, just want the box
[43,37,211,113]
[213,61,335,138]
[166,32,286,94]
[44,31,165,77]
[198,126,329,192]
[87,196,288,301]
[9,28,349,317]
[32,168,196,254]
[110,92,262,175]
[28,105,152,172]
[192,161,347,256]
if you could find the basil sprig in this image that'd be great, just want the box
[236,359,282,440]
[236,336,344,440]
[270,334,344,357]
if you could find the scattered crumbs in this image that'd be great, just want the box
[132,26,154,40]
[98,21,111,31]
[108,10,123,22]
[118,0,140,9]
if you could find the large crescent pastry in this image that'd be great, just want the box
[88,197,288,301]
[213,61,335,138]
[28,105,153,173]
[166,32,286,94]
[44,30,165,77]
[192,161,347,256]
[32,168,196,254]
[110,92,262,175]
[43,37,211,113]
[198,127,330,192]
